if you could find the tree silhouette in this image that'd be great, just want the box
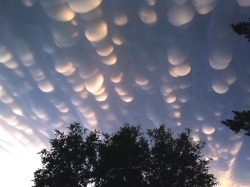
[94,124,150,187]
[33,123,100,187]
[33,123,218,187]
[147,126,216,187]
[230,18,250,41]
[222,110,250,136]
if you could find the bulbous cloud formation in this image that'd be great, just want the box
[0,0,250,186]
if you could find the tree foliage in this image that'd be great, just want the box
[33,123,218,187]
[230,18,250,41]
[94,125,150,187]
[33,123,100,187]
[222,110,250,136]
[147,126,216,187]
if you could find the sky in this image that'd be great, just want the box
[0,0,250,186]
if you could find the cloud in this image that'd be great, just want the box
[1,0,250,186]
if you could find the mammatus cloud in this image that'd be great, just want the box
[0,0,250,186]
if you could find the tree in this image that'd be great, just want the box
[147,126,217,187]
[221,110,250,136]
[33,123,218,187]
[94,124,150,187]
[230,18,250,41]
[33,123,100,187]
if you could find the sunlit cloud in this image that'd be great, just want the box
[135,75,149,86]
[102,53,117,65]
[80,106,98,127]
[0,86,13,104]
[96,45,114,57]
[110,72,123,83]
[165,94,177,104]
[0,46,12,63]
[84,71,104,93]
[115,84,129,96]
[194,111,206,121]
[209,47,233,70]
[173,111,181,118]
[222,69,237,85]
[143,0,157,6]
[85,21,108,43]
[11,105,24,116]
[0,94,13,105]
[30,68,45,81]
[95,90,108,102]
[72,82,85,92]
[161,84,173,96]
[211,80,229,94]
[37,80,55,93]
[71,95,84,106]
[167,44,188,65]
[80,8,102,21]
[16,40,35,67]
[230,141,242,155]
[192,0,217,15]
[31,106,48,120]
[167,3,195,26]
[100,102,109,110]
[235,0,250,7]
[50,22,80,48]
[41,0,75,22]
[112,36,123,46]
[53,101,69,113]
[92,85,105,95]
[192,133,200,141]
[169,63,191,77]
[178,95,190,103]
[21,0,36,7]
[209,140,246,187]
[139,6,157,25]
[55,59,75,74]
[114,12,128,26]
[120,94,134,103]
[67,0,102,13]
[3,59,18,69]
[202,125,215,135]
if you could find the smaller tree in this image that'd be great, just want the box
[147,125,217,187]
[94,124,150,187]
[33,123,100,187]
[230,18,250,41]
[221,110,250,136]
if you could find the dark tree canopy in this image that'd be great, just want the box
[94,125,150,187]
[146,126,216,187]
[222,110,250,136]
[230,18,250,41]
[33,123,218,187]
[33,123,100,187]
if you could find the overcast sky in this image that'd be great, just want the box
[0,0,250,186]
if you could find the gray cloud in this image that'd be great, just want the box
[0,0,250,186]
